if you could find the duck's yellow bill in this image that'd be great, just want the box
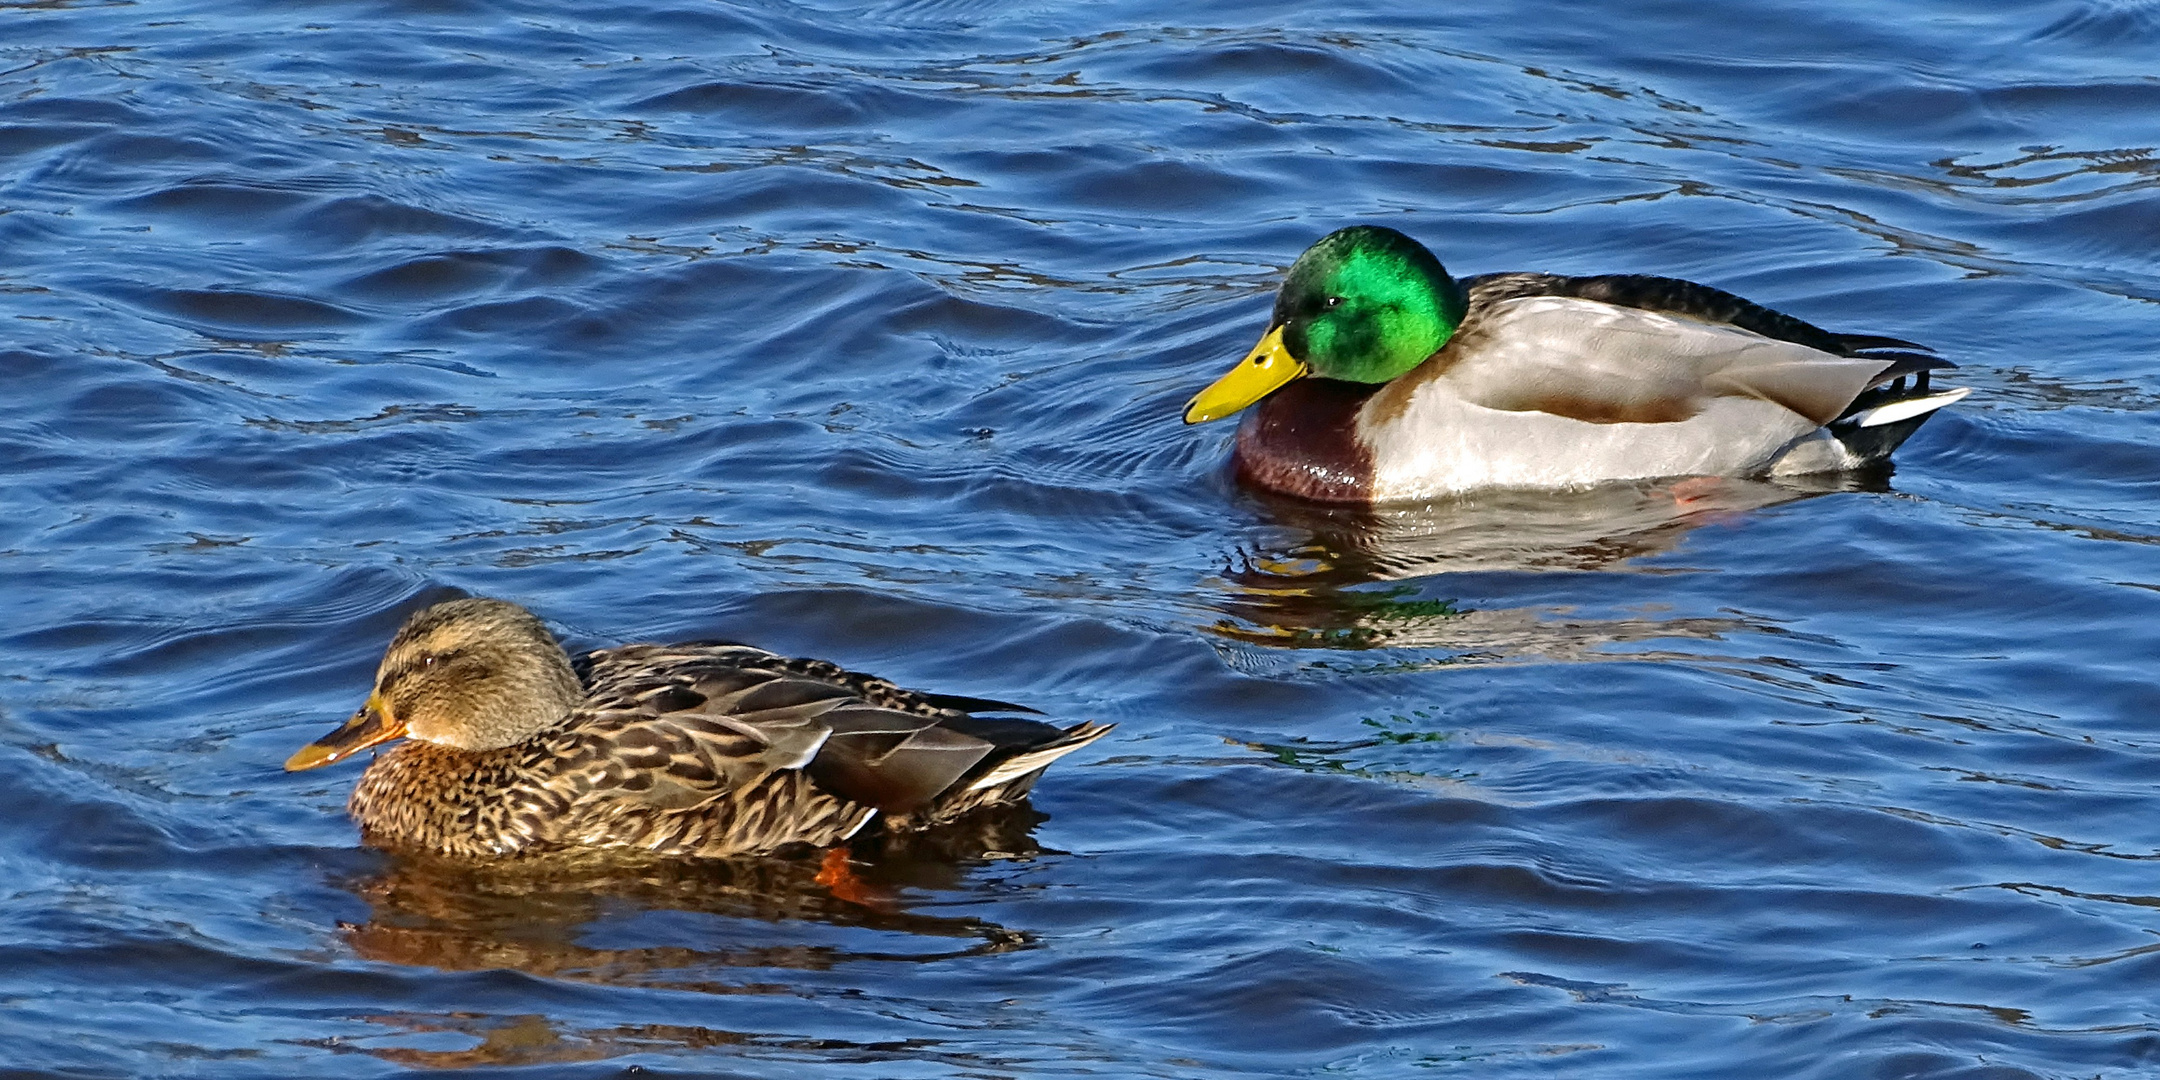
[1183,325,1306,424]
[284,694,405,772]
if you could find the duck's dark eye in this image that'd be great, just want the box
[1323,295,1343,309]
[420,654,438,667]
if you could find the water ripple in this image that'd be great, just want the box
[5,1,2160,1078]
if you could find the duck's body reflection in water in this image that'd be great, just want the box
[282,599,1107,1068]
[1213,473,1883,658]
[332,804,1050,1068]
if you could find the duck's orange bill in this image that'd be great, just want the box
[1183,325,1307,424]
[284,695,404,772]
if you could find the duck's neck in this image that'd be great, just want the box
[1233,380,1383,504]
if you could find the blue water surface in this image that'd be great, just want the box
[4,0,2160,1076]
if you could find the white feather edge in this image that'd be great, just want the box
[1840,387,1972,428]
[964,724,1112,792]
[840,806,879,840]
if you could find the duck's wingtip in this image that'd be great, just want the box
[1061,720,1116,744]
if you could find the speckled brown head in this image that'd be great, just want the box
[284,598,583,771]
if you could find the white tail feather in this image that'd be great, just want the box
[964,723,1113,792]
[1845,387,1971,428]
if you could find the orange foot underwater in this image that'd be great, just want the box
[817,847,898,909]
[1669,475,1728,508]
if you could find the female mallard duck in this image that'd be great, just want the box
[1184,225,1969,503]
[284,598,1110,860]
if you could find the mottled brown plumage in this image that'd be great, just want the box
[286,598,1111,860]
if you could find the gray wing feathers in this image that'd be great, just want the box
[1705,358,1897,426]
[806,707,998,814]
[1453,273,1959,430]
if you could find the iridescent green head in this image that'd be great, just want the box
[1185,225,1467,423]
[1277,226,1466,381]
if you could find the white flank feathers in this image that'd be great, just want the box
[1362,297,1891,499]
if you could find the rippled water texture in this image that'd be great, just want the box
[6,0,2160,1076]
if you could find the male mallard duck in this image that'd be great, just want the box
[1184,226,1969,503]
[284,598,1110,859]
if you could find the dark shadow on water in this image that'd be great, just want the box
[1209,472,1888,657]
[326,807,1052,1068]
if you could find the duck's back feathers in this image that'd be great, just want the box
[1462,271,1862,355]
[1459,273,1960,395]
[1387,291,1887,429]
[350,642,1107,859]
[1328,272,1965,499]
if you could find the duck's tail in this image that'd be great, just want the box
[893,720,1115,828]
[961,721,1115,794]
[1825,340,1970,465]
[1766,343,1969,475]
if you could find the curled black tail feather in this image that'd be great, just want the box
[1834,332,1935,354]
